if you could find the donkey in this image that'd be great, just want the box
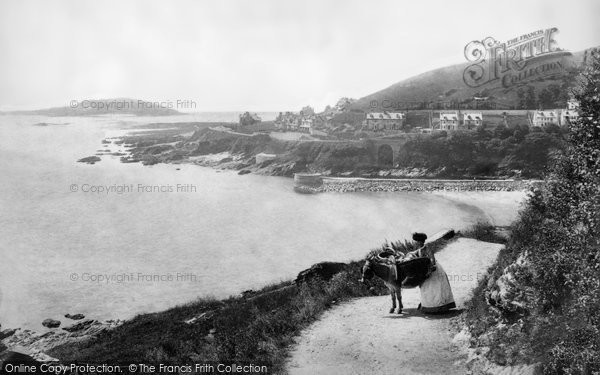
[359,255,432,314]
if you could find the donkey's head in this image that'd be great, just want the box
[359,260,375,284]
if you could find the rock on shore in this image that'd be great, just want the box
[41,319,60,329]
[77,156,101,164]
[64,313,85,320]
[0,319,123,362]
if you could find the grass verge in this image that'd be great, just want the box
[48,261,388,374]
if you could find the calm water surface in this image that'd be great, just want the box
[0,114,523,329]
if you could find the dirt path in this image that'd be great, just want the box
[287,238,504,375]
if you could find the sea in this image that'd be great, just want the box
[0,113,524,330]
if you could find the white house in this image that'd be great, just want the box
[300,117,313,133]
[275,112,300,131]
[532,110,559,127]
[439,112,459,131]
[560,110,579,126]
[365,112,405,131]
[462,112,483,129]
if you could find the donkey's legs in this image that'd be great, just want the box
[389,289,396,313]
[396,289,403,314]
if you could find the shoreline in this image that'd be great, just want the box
[2,227,511,370]
[164,152,541,194]
[116,147,541,194]
[98,125,554,184]
[294,177,540,194]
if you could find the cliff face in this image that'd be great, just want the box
[122,128,379,177]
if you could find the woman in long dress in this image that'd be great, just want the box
[408,232,456,313]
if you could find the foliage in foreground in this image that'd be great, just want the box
[464,51,600,374]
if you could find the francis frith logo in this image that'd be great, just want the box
[463,27,571,88]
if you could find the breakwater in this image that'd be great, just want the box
[298,178,541,193]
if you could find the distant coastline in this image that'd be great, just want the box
[3,98,182,117]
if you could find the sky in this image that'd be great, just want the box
[0,0,599,112]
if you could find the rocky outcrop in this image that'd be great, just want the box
[0,320,123,362]
[41,319,60,329]
[77,156,101,164]
[453,328,543,375]
[295,262,348,284]
[64,314,85,320]
[62,319,94,332]
[0,329,16,340]
[485,253,534,316]
[458,252,538,371]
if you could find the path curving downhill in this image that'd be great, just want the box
[287,238,504,375]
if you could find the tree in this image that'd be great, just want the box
[525,86,537,109]
[513,124,530,141]
[517,87,527,109]
[538,88,554,109]
[300,106,315,116]
[493,123,512,139]
[535,50,600,374]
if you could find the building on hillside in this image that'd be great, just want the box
[560,110,579,126]
[364,112,405,131]
[300,117,313,133]
[275,112,300,131]
[531,110,559,127]
[557,99,580,127]
[439,111,459,131]
[298,115,328,133]
[567,99,580,110]
[239,112,262,127]
[462,111,483,129]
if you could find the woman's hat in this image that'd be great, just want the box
[412,232,428,243]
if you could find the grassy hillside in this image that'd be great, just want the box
[349,48,595,113]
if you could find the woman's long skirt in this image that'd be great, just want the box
[418,262,456,313]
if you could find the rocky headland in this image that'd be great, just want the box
[93,125,546,192]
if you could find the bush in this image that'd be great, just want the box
[460,221,507,243]
[463,51,600,374]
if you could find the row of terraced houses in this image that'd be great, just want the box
[363,111,484,132]
[363,99,580,133]
[530,99,580,127]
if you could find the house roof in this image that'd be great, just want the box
[463,112,482,120]
[440,112,458,121]
[366,112,405,120]
[562,110,578,116]
[534,111,558,118]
